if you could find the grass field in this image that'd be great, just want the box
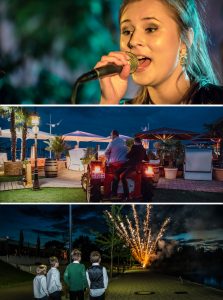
[0,260,33,287]
[0,187,222,203]
[0,188,86,202]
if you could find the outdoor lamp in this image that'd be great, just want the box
[31,112,40,190]
[30,113,40,127]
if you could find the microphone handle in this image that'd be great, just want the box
[78,64,123,83]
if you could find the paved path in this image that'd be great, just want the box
[106,270,223,300]
[0,181,24,191]
[39,169,82,188]
[0,170,83,191]
[157,178,223,193]
[0,270,222,300]
[0,171,222,193]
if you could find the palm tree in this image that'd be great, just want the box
[0,107,19,161]
[16,108,31,161]
[44,136,69,160]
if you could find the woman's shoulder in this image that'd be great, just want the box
[191,84,223,104]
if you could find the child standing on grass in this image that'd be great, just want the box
[47,256,62,300]
[64,249,88,300]
[33,264,49,300]
[86,251,108,300]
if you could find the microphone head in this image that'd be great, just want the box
[126,52,138,74]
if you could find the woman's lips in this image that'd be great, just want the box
[136,57,151,72]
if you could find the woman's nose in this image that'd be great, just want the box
[127,31,145,49]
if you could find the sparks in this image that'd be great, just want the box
[105,205,170,268]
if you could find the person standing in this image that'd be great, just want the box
[64,249,88,300]
[33,265,49,300]
[47,256,62,300]
[86,251,108,300]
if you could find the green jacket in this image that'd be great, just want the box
[64,262,88,291]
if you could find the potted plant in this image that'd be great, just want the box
[44,136,70,177]
[158,140,184,179]
[81,147,97,171]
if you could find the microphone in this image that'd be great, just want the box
[77,52,138,83]
[71,52,138,104]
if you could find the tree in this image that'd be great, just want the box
[0,106,27,161]
[15,108,32,161]
[0,107,17,161]
[96,205,124,278]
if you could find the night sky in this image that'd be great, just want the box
[0,204,223,251]
[1,106,223,149]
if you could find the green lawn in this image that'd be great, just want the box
[0,260,33,287]
[0,187,222,203]
[0,188,86,202]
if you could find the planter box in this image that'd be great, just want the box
[164,168,178,180]
[57,160,66,173]
[4,161,23,176]
[213,168,223,181]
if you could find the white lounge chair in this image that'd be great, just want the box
[67,148,85,171]
[184,148,212,180]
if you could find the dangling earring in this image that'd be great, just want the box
[179,48,188,68]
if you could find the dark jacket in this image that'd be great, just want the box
[189,84,223,104]
[123,84,223,105]
[126,144,147,166]
[87,265,104,289]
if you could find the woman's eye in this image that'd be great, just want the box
[146,27,157,33]
[121,29,133,36]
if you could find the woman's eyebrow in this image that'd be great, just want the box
[121,17,160,24]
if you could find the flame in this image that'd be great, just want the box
[106,205,170,268]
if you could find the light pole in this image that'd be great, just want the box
[6,236,9,262]
[30,112,40,190]
[46,114,62,158]
[69,205,72,264]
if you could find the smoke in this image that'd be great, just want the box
[156,239,178,261]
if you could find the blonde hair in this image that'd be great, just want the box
[49,256,59,267]
[71,249,81,261]
[36,264,47,275]
[90,251,101,263]
[119,0,219,104]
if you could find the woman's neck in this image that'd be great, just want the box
[147,72,191,105]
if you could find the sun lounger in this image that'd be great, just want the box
[184,148,212,180]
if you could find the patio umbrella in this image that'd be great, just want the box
[96,134,133,143]
[0,128,55,140]
[62,130,107,147]
[135,127,198,141]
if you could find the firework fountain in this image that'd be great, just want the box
[106,205,170,268]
